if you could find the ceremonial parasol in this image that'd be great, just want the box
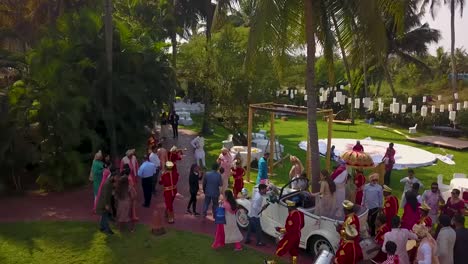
[340,151,374,168]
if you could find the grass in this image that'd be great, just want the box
[183,114,468,206]
[0,221,278,264]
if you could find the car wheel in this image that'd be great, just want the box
[236,206,249,230]
[307,235,334,257]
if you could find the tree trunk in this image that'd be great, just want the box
[362,50,368,97]
[331,13,355,124]
[382,62,396,98]
[304,0,320,192]
[171,35,177,68]
[375,78,383,97]
[201,0,213,135]
[450,0,458,104]
[105,0,117,160]
[171,0,178,68]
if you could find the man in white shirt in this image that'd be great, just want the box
[149,145,161,195]
[437,214,456,264]
[245,184,268,246]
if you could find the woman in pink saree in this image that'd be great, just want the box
[93,155,112,212]
[401,192,421,230]
[212,190,243,251]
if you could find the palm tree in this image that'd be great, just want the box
[104,0,117,159]
[421,0,465,103]
[382,2,440,97]
[248,0,404,191]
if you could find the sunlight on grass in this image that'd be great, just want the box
[0,222,279,264]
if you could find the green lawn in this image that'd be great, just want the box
[184,114,468,205]
[0,222,278,264]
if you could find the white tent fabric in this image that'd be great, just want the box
[298,138,437,170]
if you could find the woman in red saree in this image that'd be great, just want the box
[442,188,465,218]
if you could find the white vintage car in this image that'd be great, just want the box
[236,181,371,257]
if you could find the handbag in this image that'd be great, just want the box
[214,206,226,224]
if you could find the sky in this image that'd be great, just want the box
[422,4,468,54]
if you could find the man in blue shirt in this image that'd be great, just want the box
[138,154,157,208]
[202,163,223,217]
[256,152,270,184]
[362,173,383,236]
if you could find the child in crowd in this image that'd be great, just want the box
[231,161,245,198]
[400,169,423,207]
[382,241,399,264]
[116,176,136,232]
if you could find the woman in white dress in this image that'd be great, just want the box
[212,190,243,250]
[312,170,336,218]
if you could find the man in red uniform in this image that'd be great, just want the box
[418,202,433,228]
[373,214,390,262]
[168,146,183,176]
[354,169,366,205]
[334,225,363,264]
[383,185,399,226]
[266,200,304,264]
[159,161,179,224]
[339,200,361,244]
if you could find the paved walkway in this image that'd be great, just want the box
[0,128,313,264]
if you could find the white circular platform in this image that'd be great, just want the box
[298,138,437,170]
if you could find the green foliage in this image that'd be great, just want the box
[178,25,280,132]
[1,7,176,191]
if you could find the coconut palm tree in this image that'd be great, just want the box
[420,0,465,103]
[104,0,117,158]
[248,0,405,190]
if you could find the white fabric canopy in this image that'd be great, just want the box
[298,138,437,170]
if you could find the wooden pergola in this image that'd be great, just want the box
[246,102,334,183]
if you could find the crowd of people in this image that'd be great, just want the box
[327,164,466,264]
[89,128,467,264]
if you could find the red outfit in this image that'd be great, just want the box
[419,215,432,228]
[401,203,421,230]
[383,148,396,171]
[352,145,364,152]
[384,195,399,226]
[382,255,399,264]
[354,172,366,205]
[341,213,361,243]
[275,210,305,258]
[168,151,182,174]
[334,239,363,264]
[373,223,390,262]
[231,167,245,198]
[443,197,465,218]
[159,170,179,217]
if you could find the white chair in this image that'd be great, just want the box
[453,173,467,179]
[408,124,417,134]
[437,174,451,192]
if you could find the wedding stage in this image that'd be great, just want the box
[299,138,437,170]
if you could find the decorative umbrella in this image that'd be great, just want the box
[340,151,374,168]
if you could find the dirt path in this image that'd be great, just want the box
[0,128,313,263]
